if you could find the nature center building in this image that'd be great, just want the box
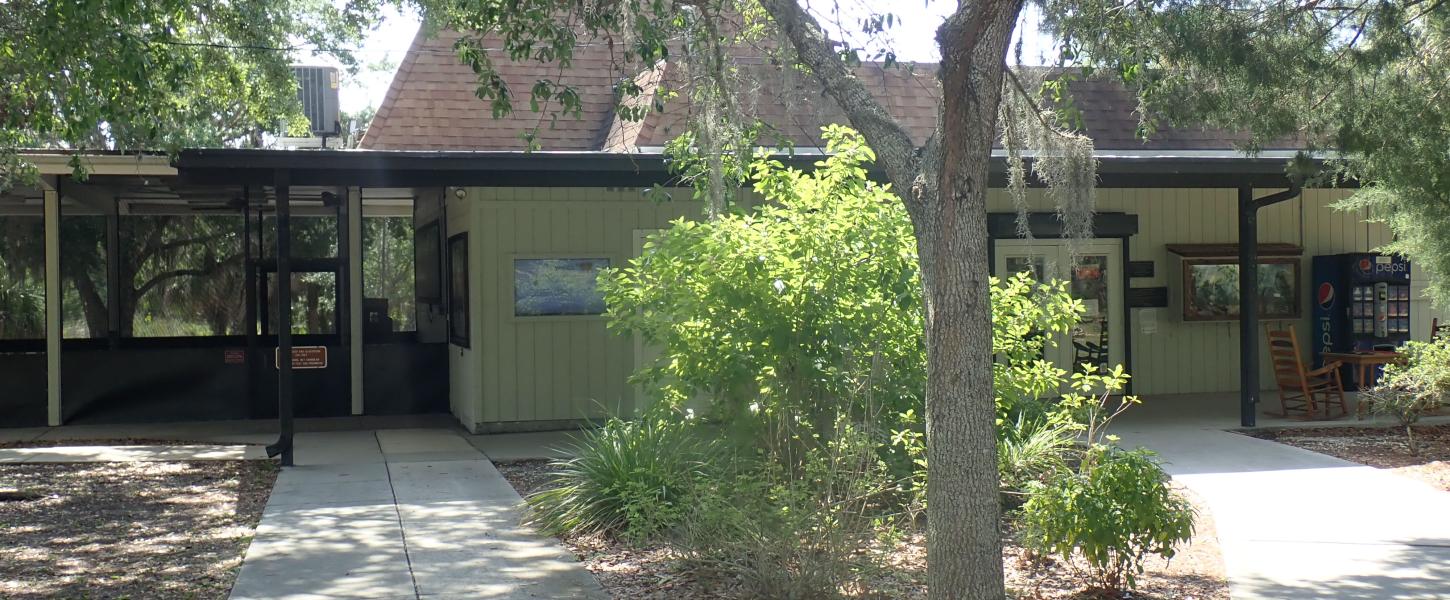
[1,30,1441,433]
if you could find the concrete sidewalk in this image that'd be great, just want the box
[228,428,605,600]
[1113,416,1450,600]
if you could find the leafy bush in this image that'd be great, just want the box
[602,126,925,444]
[1020,446,1196,593]
[1363,338,1450,455]
[677,425,898,599]
[990,272,1086,425]
[526,416,714,541]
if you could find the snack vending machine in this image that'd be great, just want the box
[1311,253,1412,388]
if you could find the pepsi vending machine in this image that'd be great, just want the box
[1312,253,1412,388]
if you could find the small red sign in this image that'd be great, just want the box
[223,348,246,365]
[274,346,328,370]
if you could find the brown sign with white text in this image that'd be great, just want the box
[274,346,328,370]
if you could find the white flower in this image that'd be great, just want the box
[773,279,786,293]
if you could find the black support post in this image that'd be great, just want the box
[105,199,121,349]
[1238,183,1304,428]
[243,188,257,410]
[1238,187,1259,428]
[267,172,296,466]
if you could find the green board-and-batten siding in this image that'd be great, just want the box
[446,185,1446,430]
[985,187,1447,397]
[450,187,704,432]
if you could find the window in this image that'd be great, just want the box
[362,215,415,333]
[122,215,245,337]
[261,214,339,259]
[0,214,45,340]
[513,258,610,317]
[416,221,441,304]
[60,208,107,339]
[264,271,338,335]
[448,233,469,346]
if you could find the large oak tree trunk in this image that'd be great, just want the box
[920,5,1022,597]
[760,1,1024,598]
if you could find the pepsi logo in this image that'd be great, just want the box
[1317,282,1335,309]
[1357,258,1373,275]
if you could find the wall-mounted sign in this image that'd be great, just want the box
[223,348,246,365]
[274,346,328,370]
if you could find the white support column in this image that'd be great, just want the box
[348,187,364,415]
[44,188,61,426]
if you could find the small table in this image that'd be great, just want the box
[1320,351,1405,390]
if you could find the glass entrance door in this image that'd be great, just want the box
[994,239,1124,376]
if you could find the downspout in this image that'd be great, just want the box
[1238,182,1302,428]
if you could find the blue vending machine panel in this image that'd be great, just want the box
[1311,253,1411,390]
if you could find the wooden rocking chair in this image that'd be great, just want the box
[1266,325,1349,420]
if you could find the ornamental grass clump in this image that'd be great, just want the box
[525,415,714,542]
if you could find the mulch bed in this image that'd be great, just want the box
[1245,423,1450,492]
[0,438,215,449]
[0,459,278,599]
[494,459,1229,600]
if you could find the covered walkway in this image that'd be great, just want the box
[1116,394,1450,599]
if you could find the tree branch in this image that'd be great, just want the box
[1003,67,1079,140]
[755,0,926,212]
[134,268,214,300]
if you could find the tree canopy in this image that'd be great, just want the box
[1043,0,1450,301]
[0,0,379,188]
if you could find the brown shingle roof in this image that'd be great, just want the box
[360,30,626,151]
[364,31,1284,152]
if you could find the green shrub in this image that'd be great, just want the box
[1020,446,1196,593]
[602,126,926,446]
[677,425,897,599]
[525,416,713,541]
[1364,337,1450,455]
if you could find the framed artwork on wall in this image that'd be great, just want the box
[448,233,469,347]
[513,257,611,317]
[1181,257,1301,321]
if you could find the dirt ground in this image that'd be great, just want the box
[495,460,1229,600]
[1247,423,1450,492]
[0,459,277,600]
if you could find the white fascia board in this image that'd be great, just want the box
[632,146,1333,161]
[27,154,177,177]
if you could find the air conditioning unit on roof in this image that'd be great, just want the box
[293,65,341,137]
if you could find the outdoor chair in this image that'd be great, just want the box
[1072,318,1109,372]
[1266,325,1349,420]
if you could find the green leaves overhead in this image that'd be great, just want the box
[0,0,380,189]
[1041,0,1450,301]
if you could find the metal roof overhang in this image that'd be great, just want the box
[176,148,1333,189]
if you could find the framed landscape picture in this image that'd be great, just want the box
[513,257,610,317]
[1182,257,1300,321]
[448,233,469,346]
